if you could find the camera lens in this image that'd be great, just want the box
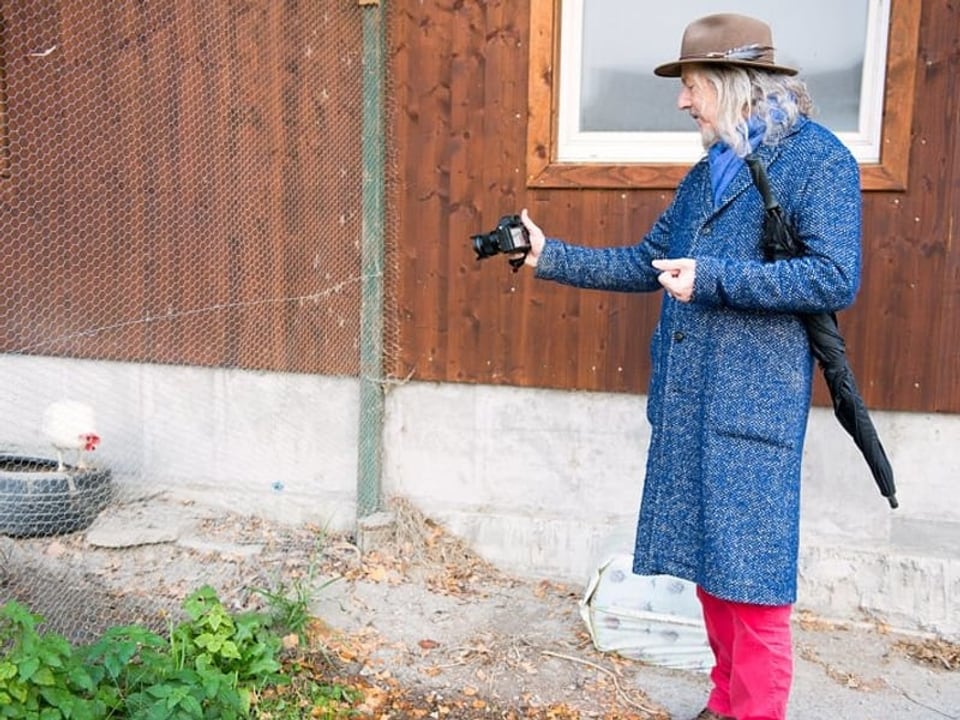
[472,232,499,259]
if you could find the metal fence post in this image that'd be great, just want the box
[357,0,386,520]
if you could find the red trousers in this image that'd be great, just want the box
[697,586,793,720]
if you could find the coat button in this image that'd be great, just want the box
[673,331,685,342]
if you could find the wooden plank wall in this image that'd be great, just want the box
[0,0,364,375]
[391,1,960,413]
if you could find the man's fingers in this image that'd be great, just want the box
[652,258,686,274]
[520,208,539,234]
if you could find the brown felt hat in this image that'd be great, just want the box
[654,13,798,77]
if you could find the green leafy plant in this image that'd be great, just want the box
[84,585,286,719]
[83,623,235,719]
[1,586,292,720]
[0,600,103,720]
[174,586,283,681]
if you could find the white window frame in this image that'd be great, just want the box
[555,0,892,165]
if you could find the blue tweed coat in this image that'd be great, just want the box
[536,119,862,605]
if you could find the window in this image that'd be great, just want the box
[526,0,920,190]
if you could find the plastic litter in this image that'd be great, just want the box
[579,553,714,672]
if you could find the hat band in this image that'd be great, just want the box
[682,43,774,62]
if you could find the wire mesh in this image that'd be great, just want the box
[0,0,396,642]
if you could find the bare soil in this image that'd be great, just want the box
[2,492,958,720]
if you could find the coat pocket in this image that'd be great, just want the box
[707,323,811,449]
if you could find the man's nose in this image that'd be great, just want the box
[677,87,691,110]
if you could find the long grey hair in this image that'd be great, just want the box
[698,65,815,157]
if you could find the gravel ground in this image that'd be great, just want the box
[2,492,957,720]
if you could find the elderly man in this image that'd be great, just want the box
[519,13,861,720]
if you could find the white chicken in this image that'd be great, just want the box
[41,400,100,471]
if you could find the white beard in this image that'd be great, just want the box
[699,126,719,149]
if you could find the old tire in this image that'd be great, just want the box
[0,455,113,538]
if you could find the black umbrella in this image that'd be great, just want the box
[745,155,898,509]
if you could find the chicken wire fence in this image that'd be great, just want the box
[0,1,397,641]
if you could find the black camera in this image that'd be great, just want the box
[471,214,531,271]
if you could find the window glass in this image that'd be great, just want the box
[560,0,886,162]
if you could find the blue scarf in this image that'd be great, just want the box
[708,116,766,206]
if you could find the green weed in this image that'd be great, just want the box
[0,585,316,719]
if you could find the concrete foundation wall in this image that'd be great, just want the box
[0,355,361,531]
[383,382,960,638]
[1,356,957,637]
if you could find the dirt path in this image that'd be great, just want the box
[2,493,958,719]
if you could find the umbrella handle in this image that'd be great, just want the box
[745,155,780,212]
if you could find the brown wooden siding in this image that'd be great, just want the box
[0,0,363,375]
[391,1,960,413]
[1,1,955,414]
